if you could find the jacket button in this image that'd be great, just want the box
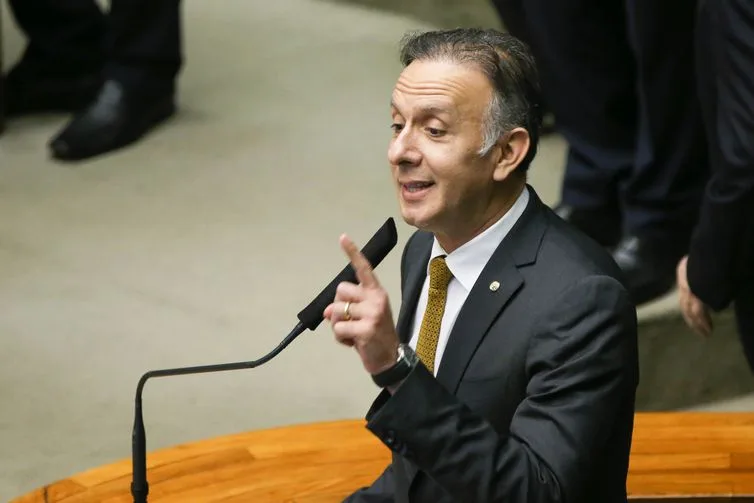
[384,430,396,446]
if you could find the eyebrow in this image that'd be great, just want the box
[390,100,453,118]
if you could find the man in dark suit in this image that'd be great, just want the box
[676,0,754,370]
[3,0,181,161]
[323,29,639,502]
[488,0,708,307]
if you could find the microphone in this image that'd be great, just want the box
[296,217,399,330]
[131,217,398,503]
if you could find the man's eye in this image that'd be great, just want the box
[391,123,404,133]
[427,127,445,137]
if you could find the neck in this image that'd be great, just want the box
[435,179,525,253]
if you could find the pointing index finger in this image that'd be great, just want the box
[340,234,380,288]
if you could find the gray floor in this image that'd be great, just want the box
[1,1,752,500]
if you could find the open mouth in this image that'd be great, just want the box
[403,181,435,193]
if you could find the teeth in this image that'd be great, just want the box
[405,182,432,192]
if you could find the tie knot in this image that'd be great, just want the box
[429,256,453,291]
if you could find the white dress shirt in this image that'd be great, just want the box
[408,187,530,376]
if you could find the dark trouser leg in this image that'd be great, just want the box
[523,0,636,213]
[7,0,105,76]
[104,0,183,95]
[622,0,708,244]
[734,208,754,372]
[735,224,754,372]
[5,0,105,116]
[735,221,754,372]
[612,0,709,309]
[734,291,754,373]
[489,0,553,125]
[490,0,528,41]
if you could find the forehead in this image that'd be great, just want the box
[391,59,492,116]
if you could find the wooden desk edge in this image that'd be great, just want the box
[11,412,754,502]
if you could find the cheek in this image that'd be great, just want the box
[426,148,481,191]
[424,143,466,177]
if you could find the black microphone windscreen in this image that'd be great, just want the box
[296,218,398,331]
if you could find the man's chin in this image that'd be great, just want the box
[400,210,436,232]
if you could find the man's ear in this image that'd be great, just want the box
[492,127,530,182]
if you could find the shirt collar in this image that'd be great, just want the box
[428,186,530,291]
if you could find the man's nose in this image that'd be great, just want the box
[388,129,421,167]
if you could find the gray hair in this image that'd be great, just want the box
[480,92,507,157]
[399,28,543,171]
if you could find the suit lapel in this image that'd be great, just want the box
[436,187,547,394]
[435,252,523,394]
[395,235,431,343]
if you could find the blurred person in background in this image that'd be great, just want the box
[490,0,709,306]
[2,0,182,161]
[677,0,754,371]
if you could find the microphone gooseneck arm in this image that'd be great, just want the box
[130,216,398,503]
[130,321,306,503]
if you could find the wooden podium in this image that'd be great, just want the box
[11,413,754,502]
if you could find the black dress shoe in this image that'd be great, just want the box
[612,235,683,305]
[3,70,102,118]
[49,80,176,161]
[554,204,622,248]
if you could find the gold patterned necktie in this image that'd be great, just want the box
[416,256,454,374]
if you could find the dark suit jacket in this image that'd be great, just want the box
[345,188,639,503]
[688,0,754,310]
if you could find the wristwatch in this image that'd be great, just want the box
[371,343,419,388]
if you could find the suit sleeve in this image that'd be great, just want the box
[688,0,754,309]
[343,465,396,503]
[363,275,638,503]
[342,231,421,502]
